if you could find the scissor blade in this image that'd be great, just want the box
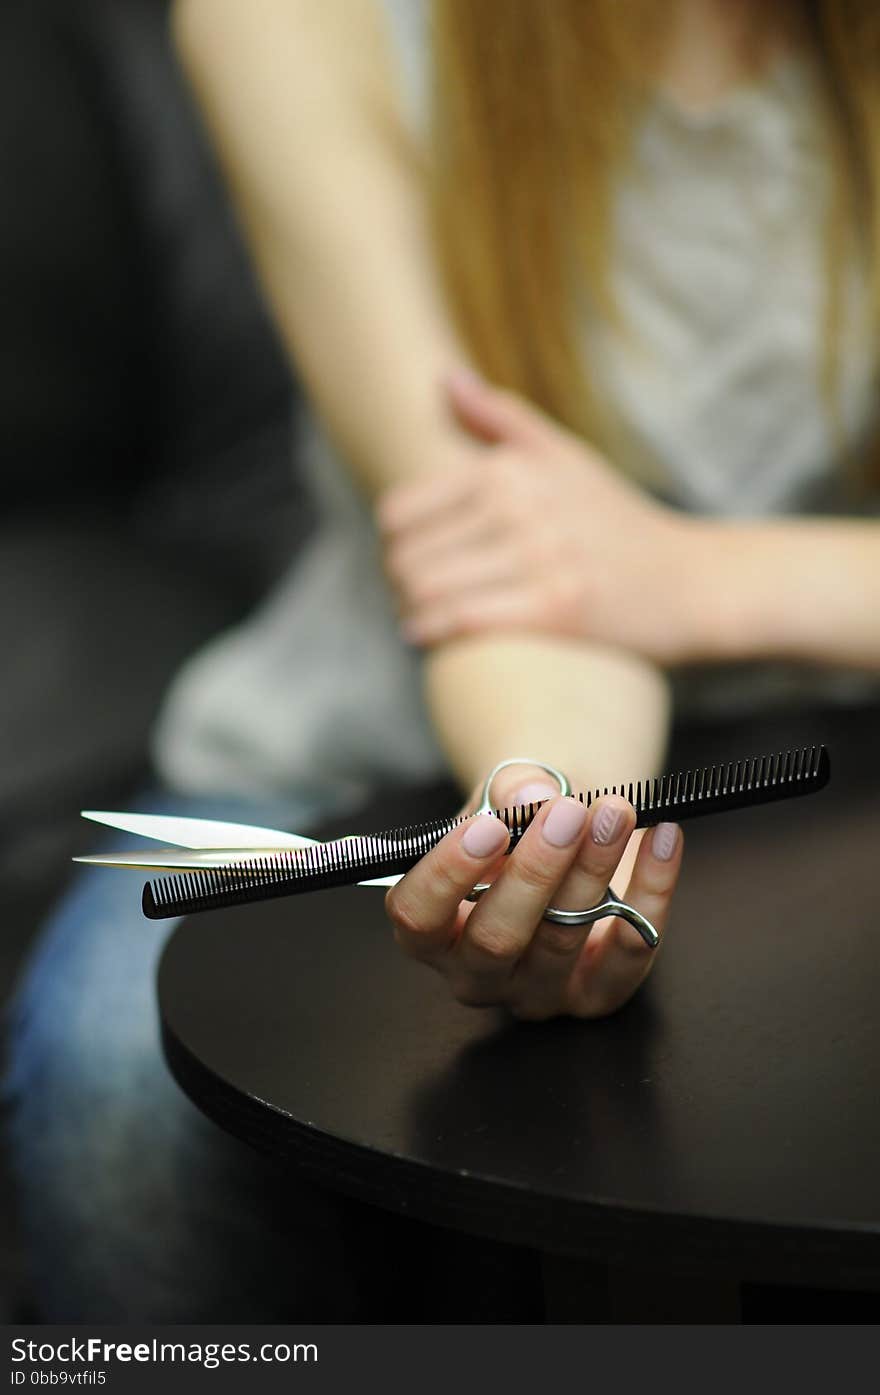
[81,810,317,850]
[74,842,403,887]
[74,847,306,871]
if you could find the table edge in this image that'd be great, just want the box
[160,1007,880,1291]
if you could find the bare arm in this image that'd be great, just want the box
[172,0,671,800]
[173,0,464,493]
[688,516,880,671]
[378,386,880,675]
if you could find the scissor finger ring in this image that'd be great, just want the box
[462,757,660,949]
[464,757,571,902]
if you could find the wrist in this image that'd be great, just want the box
[426,632,672,798]
[670,516,766,664]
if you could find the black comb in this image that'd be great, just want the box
[142,745,829,920]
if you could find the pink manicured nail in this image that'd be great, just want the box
[542,797,587,848]
[652,822,679,861]
[512,781,559,806]
[592,803,627,846]
[462,814,509,859]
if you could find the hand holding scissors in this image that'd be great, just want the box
[384,758,680,1021]
[78,746,828,1018]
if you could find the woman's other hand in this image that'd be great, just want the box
[384,765,682,1021]
[378,370,710,666]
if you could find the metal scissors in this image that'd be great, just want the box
[76,756,659,944]
[76,746,830,942]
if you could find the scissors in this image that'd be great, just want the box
[75,746,830,944]
[75,757,658,944]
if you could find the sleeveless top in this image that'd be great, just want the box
[152,2,879,804]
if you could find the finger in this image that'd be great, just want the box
[453,796,588,986]
[509,795,635,1015]
[375,467,477,536]
[385,813,510,965]
[549,794,636,912]
[384,510,495,591]
[385,516,508,604]
[464,765,569,818]
[398,550,519,621]
[444,368,555,452]
[402,582,539,646]
[569,821,683,1017]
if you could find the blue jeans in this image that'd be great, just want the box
[3,787,383,1321]
[4,788,542,1322]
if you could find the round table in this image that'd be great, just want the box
[158,704,880,1320]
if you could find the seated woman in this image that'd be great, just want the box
[6,0,880,1321]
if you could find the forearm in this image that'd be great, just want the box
[173,0,468,495]
[173,0,673,799]
[424,634,672,795]
[687,516,880,670]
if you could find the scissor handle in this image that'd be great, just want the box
[465,758,659,949]
[469,757,572,897]
[473,757,572,815]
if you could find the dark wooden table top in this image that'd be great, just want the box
[158,701,880,1289]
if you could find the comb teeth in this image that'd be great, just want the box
[143,745,829,919]
[607,743,830,827]
[143,817,463,920]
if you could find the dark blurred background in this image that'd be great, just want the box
[0,0,312,1313]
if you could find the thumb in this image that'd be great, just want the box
[444,367,553,451]
[456,763,565,817]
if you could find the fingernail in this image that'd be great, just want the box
[462,814,509,859]
[652,822,679,861]
[592,803,627,846]
[542,797,587,848]
[512,781,559,806]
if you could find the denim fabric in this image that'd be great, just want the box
[4,788,544,1322]
[3,787,377,1322]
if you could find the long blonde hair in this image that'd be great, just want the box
[429,0,880,469]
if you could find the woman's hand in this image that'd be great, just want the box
[378,370,708,667]
[384,766,683,1020]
